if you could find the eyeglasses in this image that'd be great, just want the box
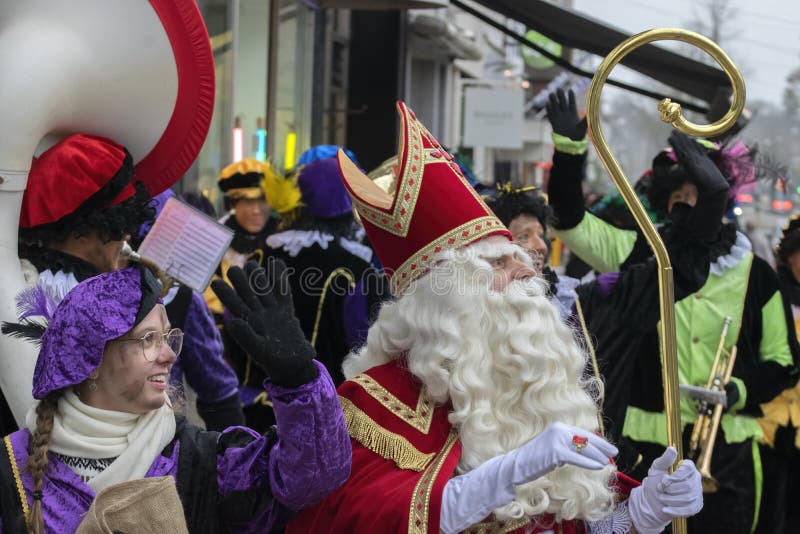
[115,328,183,361]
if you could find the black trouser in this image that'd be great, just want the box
[629,425,757,534]
[757,443,787,534]
[756,425,800,534]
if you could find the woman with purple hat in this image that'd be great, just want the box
[0,261,350,533]
[20,135,245,435]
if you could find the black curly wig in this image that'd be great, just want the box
[778,216,800,265]
[486,186,553,230]
[20,181,156,246]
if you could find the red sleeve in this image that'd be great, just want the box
[614,470,640,499]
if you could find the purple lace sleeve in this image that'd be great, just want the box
[267,360,351,510]
[179,291,239,402]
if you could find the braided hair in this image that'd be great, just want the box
[23,391,60,534]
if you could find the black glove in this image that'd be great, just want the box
[723,381,740,413]
[546,89,588,141]
[667,131,728,195]
[211,260,319,388]
[196,392,245,432]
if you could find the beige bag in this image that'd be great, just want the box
[76,476,188,534]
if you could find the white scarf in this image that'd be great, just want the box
[26,391,176,493]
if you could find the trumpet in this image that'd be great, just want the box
[688,316,738,493]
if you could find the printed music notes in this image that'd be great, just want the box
[138,197,234,292]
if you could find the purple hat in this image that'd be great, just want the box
[32,266,161,399]
[297,157,353,219]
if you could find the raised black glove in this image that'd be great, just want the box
[211,260,319,388]
[546,89,587,141]
[667,131,728,195]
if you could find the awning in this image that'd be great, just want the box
[308,0,447,8]
[454,0,733,111]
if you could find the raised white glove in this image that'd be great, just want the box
[628,447,703,534]
[440,422,617,534]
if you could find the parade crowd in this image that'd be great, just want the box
[0,10,797,532]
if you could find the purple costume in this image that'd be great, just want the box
[0,361,348,533]
[165,286,243,427]
[0,266,351,532]
[23,246,243,430]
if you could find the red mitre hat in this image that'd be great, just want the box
[337,101,511,294]
[20,134,135,229]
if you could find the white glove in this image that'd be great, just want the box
[628,447,703,534]
[440,422,617,534]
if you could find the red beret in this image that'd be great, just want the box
[20,134,137,229]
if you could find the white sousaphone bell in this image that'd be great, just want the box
[0,0,215,423]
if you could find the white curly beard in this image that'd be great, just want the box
[343,240,616,523]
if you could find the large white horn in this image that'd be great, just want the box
[0,0,214,423]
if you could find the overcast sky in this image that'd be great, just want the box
[572,0,800,105]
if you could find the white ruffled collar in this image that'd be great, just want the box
[266,230,336,257]
[709,231,752,276]
[266,229,372,263]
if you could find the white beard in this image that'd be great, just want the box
[343,240,616,523]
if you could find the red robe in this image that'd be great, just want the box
[287,359,637,534]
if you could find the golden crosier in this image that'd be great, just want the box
[586,28,745,534]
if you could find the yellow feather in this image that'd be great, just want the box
[261,164,303,215]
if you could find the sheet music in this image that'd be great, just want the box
[138,197,234,293]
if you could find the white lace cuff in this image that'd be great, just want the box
[586,500,633,534]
